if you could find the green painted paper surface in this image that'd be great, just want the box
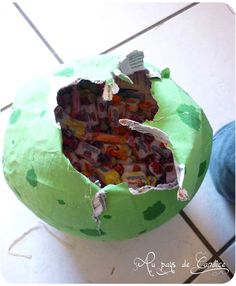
[2,54,212,240]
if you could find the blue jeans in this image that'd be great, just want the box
[209,121,235,203]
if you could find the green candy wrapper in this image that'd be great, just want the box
[2,52,212,240]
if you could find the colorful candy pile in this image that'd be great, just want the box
[54,70,177,189]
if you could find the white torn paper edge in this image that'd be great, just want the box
[129,180,178,195]
[176,164,189,201]
[92,190,106,222]
[102,81,113,101]
[119,50,145,75]
[102,79,119,101]
[112,68,134,84]
[148,70,162,79]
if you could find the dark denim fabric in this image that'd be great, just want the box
[209,121,235,203]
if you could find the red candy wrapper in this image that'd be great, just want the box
[64,151,81,172]
[70,86,81,118]
[75,141,101,165]
[148,160,163,179]
[108,104,125,128]
[122,171,147,188]
[103,144,131,161]
[164,163,177,183]
[123,163,147,173]
[97,96,108,119]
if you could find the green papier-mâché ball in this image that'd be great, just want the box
[2,53,212,240]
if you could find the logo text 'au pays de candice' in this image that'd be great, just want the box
[133,251,229,277]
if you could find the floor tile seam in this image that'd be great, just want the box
[101,2,200,54]
[183,254,234,283]
[180,210,218,255]
[0,104,13,113]
[13,2,64,64]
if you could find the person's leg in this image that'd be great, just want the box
[209,121,235,203]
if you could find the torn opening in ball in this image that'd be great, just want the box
[54,70,179,193]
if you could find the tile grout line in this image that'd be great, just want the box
[180,210,235,257]
[180,210,235,282]
[183,255,234,283]
[217,236,235,256]
[180,210,217,254]
[0,103,13,112]
[101,2,199,54]
[1,2,66,111]
[12,1,199,61]
[12,2,64,64]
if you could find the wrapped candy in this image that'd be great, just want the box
[79,89,96,105]
[87,103,99,127]
[122,171,147,188]
[63,117,87,139]
[148,160,164,179]
[108,95,126,128]
[164,162,177,183]
[132,135,153,160]
[123,163,147,173]
[95,167,121,185]
[126,98,140,113]
[147,176,158,187]
[75,141,101,165]
[85,132,126,144]
[150,140,172,159]
[103,144,132,161]
[96,96,108,119]
[79,103,99,128]
[70,85,80,118]
[64,150,81,172]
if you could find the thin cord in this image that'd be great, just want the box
[8,222,73,259]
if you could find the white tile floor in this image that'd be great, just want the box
[220,243,235,274]
[18,1,190,62]
[192,269,231,284]
[0,2,60,109]
[0,1,235,284]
